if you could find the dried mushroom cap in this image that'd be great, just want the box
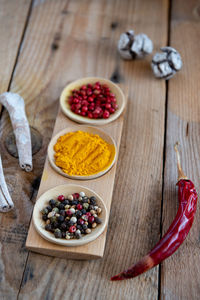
[118,30,153,60]
[151,47,182,80]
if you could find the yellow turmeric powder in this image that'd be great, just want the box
[54,130,115,176]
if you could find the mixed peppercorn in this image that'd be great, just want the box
[41,192,102,239]
[68,81,118,119]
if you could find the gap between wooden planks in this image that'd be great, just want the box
[26,85,128,259]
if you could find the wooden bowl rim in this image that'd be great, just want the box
[48,125,117,180]
[60,77,126,125]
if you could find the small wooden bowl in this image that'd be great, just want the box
[33,184,108,247]
[48,125,117,180]
[60,77,126,125]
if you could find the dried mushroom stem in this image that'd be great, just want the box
[174,142,188,181]
[0,92,32,172]
[0,154,14,212]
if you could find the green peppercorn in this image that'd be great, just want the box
[50,216,57,223]
[52,207,59,213]
[41,208,48,215]
[83,203,89,210]
[54,228,62,238]
[55,201,61,207]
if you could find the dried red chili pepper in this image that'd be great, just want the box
[111,143,198,281]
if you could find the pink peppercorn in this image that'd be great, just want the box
[88,216,95,224]
[66,210,72,216]
[77,204,83,210]
[78,218,84,225]
[73,193,79,199]
[58,195,65,201]
[68,82,118,120]
[69,226,76,233]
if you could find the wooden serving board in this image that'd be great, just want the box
[26,86,128,260]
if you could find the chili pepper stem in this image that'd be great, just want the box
[174,142,188,181]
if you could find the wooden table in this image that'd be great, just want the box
[0,0,200,299]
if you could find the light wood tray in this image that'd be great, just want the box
[26,85,128,260]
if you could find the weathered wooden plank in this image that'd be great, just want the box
[0,0,32,94]
[0,1,32,299]
[161,1,200,299]
[0,0,168,299]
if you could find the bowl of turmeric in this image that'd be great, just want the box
[48,125,117,180]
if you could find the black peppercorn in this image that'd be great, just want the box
[82,197,89,203]
[42,214,48,221]
[53,221,59,229]
[90,196,96,205]
[62,232,66,238]
[45,224,52,231]
[59,210,66,217]
[46,205,52,212]
[95,217,102,224]
[72,200,78,205]
[49,199,56,207]
[81,209,87,215]
[58,215,65,223]
[63,199,69,205]
[60,222,67,230]
[58,203,65,210]
[75,210,82,218]
[82,223,88,230]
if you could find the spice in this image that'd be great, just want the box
[68,82,118,119]
[41,192,102,239]
[54,131,115,176]
[111,143,198,281]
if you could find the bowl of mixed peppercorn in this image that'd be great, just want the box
[33,184,108,246]
[60,77,126,125]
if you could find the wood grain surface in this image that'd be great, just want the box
[1,0,199,299]
[160,1,200,300]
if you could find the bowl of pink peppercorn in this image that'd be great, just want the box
[60,77,126,125]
